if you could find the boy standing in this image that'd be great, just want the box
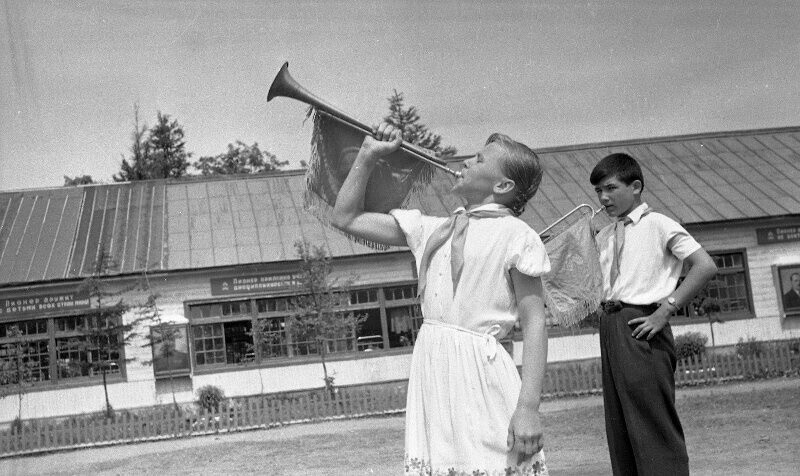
[590,153,717,476]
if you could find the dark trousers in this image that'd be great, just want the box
[599,304,689,476]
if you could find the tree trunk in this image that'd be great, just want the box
[169,374,179,411]
[708,317,716,348]
[102,368,112,418]
[320,343,335,399]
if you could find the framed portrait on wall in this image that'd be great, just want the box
[150,324,191,378]
[775,264,800,317]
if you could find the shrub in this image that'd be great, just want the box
[735,337,764,358]
[675,332,708,361]
[10,417,23,434]
[196,385,225,413]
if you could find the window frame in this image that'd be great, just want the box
[670,247,755,325]
[184,280,423,374]
[0,310,128,391]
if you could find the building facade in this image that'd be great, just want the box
[1,127,799,422]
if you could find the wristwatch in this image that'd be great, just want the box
[665,296,679,310]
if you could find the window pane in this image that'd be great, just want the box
[0,339,50,385]
[688,251,751,319]
[356,308,383,351]
[350,289,379,305]
[387,305,419,348]
[255,317,288,359]
[385,285,417,301]
[223,321,252,364]
[192,323,226,367]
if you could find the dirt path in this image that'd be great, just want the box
[2,378,798,475]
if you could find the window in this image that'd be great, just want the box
[254,316,288,359]
[188,301,253,368]
[674,250,752,321]
[0,320,50,385]
[0,313,125,390]
[350,289,378,305]
[707,253,750,314]
[192,324,226,367]
[384,285,422,348]
[55,315,122,380]
[186,283,423,370]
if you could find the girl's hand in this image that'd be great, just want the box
[361,122,403,158]
[507,405,544,465]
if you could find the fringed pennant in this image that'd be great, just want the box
[541,207,603,327]
[304,108,435,248]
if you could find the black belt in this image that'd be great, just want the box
[599,300,659,314]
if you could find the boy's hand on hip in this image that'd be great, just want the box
[361,122,403,158]
[628,310,669,340]
[507,406,544,465]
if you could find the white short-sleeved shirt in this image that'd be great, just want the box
[596,202,701,305]
[390,203,551,334]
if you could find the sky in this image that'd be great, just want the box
[1,0,799,191]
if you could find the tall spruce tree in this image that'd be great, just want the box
[115,107,191,182]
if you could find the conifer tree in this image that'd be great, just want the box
[383,90,457,157]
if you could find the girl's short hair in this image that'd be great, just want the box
[590,152,645,190]
[486,133,542,216]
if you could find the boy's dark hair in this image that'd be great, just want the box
[486,133,542,216]
[589,152,645,190]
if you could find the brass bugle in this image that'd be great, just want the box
[267,62,461,178]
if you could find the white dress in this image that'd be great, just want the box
[391,204,551,476]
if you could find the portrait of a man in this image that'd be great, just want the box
[777,266,800,315]
[782,272,800,311]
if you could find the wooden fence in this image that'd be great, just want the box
[0,383,408,457]
[1,340,798,457]
[541,339,799,396]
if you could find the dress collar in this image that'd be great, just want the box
[453,203,511,215]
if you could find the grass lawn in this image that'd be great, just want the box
[2,378,798,475]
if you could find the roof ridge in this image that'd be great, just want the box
[531,125,800,154]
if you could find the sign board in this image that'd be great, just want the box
[756,226,800,245]
[210,273,299,296]
[0,289,91,319]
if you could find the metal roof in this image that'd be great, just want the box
[1,126,799,286]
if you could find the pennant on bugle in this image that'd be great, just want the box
[303,109,436,248]
[541,207,604,328]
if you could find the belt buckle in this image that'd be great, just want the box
[601,300,623,314]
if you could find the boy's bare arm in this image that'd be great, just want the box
[629,248,718,340]
[331,124,408,247]
[507,269,547,463]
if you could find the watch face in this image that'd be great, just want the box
[668,297,677,305]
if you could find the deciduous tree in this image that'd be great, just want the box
[65,249,149,418]
[194,141,288,175]
[0,325,37,426]
[63,175,94,186]
[253,240,364,398]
